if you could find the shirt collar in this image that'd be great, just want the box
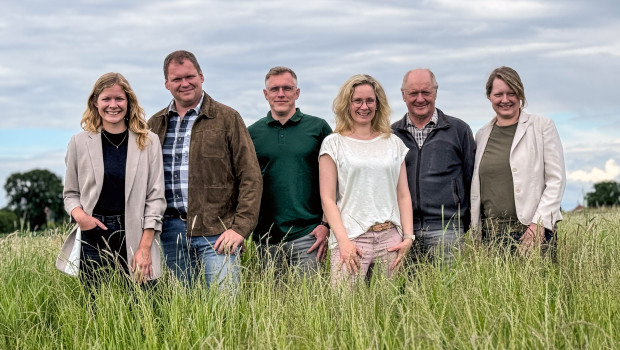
[407,109,438,128]
[167,91,205,116]
[266,108,303,126]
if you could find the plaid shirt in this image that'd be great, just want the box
[407,109,438,148]
[161,93,205,213]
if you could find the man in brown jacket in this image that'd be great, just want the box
[148,50,262,289]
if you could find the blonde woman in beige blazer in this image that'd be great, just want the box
[470,67,566,253]
[56,73,165,285]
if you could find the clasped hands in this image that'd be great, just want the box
[338,236,413,274]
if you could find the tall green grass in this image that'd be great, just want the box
[0,209,618,349]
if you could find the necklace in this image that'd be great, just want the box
[102,130,127,149]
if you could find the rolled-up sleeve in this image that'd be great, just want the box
[142,133,166,233]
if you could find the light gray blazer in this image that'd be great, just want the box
[56,129,166,280]
[471,111,566,231]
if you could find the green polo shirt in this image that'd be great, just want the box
[248,108,332,243]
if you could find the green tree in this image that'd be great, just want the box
[585,181,620,207]
[0,209,18,233]
[4,169,66,230]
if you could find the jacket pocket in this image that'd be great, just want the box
[452,179,461,205]
[195,130,227,158]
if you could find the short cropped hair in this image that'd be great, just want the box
[401,68,438,90]
[265,66,298,86]
[163,50,202,80]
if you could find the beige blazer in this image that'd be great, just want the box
[56,130,166,280]
[470,111,566,231]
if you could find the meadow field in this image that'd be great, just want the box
[0,208,618,349]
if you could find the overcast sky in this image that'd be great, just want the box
[1,0,619,211]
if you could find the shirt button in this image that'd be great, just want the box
[512,168,517,172]
[515,189,521,193]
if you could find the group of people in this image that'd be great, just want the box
[56,50,567,291]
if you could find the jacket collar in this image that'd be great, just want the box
[155,91,213,124]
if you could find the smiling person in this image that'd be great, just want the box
[392,69,476,265]
[56,72,166,288]
[319,74,414,285]
[147,50,261,290]
[470,66,566,255]
[248,67,332,275]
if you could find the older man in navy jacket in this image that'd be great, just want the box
[391,69,475,264]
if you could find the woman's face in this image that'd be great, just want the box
[349,84,376,127]
[96,84,128,130]
[488,78,521,122]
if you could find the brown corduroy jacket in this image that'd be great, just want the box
[148,92,262,238]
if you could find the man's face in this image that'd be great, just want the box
[401,70,437,122]
[263,72,299,118]
[165,60,204,109]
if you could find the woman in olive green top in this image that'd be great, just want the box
[470,66,566,253]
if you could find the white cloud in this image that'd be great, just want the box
[567,159,620,183]
[433,0,555,19]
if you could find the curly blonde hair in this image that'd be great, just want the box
[332,74,391,136]
[81,72,150,150]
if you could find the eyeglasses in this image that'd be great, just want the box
[267,85,296,94]
[351,98,376,107]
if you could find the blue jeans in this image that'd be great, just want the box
[414,226,464,264]
[160,217,240,290]
[256,233,319,275]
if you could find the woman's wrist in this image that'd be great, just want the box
[403,234,415,241]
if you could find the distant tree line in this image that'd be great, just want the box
[1,169,66,233]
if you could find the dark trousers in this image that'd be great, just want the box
[80,214,128,288]
[482,218,557,259]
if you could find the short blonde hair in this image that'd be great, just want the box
[81,72,150,150]
[332,74,391,136]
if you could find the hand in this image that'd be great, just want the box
[132,246,153,283]
[337,239,363,274]
[214,229,245,255]
[72,208,107,231]
[519,223,544,254]
[388,237,413,271]
[307,224,330,261]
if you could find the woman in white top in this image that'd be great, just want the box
[319,74,414,284]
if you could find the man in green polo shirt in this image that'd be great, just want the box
[248,66,332,274]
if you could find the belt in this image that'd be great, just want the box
[164,207,187,221]
[368,221,395,232]
[92,213,125,226]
